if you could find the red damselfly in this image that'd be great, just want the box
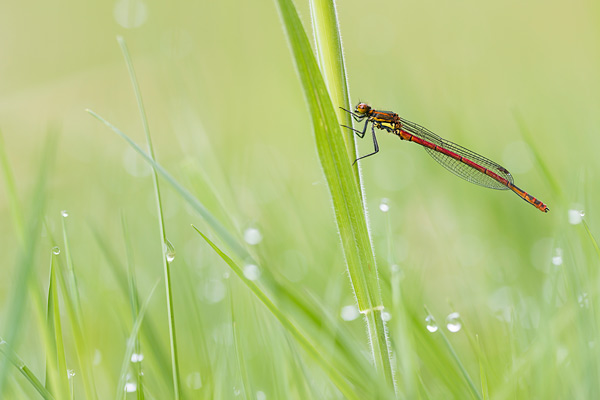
[341,103,549,213]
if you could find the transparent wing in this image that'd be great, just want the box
[400,118,513,190]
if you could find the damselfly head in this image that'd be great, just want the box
[355,103,371,115]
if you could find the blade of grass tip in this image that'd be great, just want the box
[308,0,358,166]
[423,306,482,400]
[0,133,56,396]
[0,129,25,242]
[274,0,393,387]
[0,339,56,400]
[116,280,161,400]
[46,253,70,400]
[582,220,600,261]
[86,109,248,260]
[229,284,252,400]
[475,335,489,400]
[192,225,364,400]
[120,214,145,400]
[512,110,562,203]
[116,35,181,398]
[49,245,98,400]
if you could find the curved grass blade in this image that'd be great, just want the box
[274,0,394,387]
[0,133,56,395]
[0,339,55,400]
[192,225,364,400]
[117,36,181,398]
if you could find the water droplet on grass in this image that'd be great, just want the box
[341,305,359,321]
[124,382,137,392]
[61,210,69,217]
[243,227,262,245]
[446,312,462,332]
[52,247,60,255]
[552,248,563,266]
[131,353,144,362]
[243,264,260,281]
[568,209,583,224]
[381,311,391,322]
[578,292,589,308]
[425,315,438,332]
[164,239,175,262]
[379,198,390,212]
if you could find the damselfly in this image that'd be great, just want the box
[341,103,549,213]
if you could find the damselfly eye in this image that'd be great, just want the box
[355,103,371,115]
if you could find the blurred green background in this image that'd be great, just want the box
[0,0,598,398]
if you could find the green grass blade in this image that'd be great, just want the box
[192,225,364,400]
[86,109,249,261]
[274,0,393,387]
[0,133,56,395]
[117,36,181,398]
[90,225,173,393]
[230,286,252,400]
[120,215,145,400]
[46,254,70,400]
[115,280,160,400]
[424,307,482,400]
[0,339,55,400]
[59,217,98,399]
[308,0,357,162]
[512,111,561,204]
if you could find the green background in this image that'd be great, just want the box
[0,0,597,398]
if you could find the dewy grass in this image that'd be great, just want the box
[117,36,182,399]
[0,134,55,395]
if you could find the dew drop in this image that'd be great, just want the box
[243,264,261,281]
[578,292,589,308]
[223,271,230,279]
[114,0,148,29]
[131,353,144,363]
[61,210,69,217]
[67,369,76,379]
[243,227,263,245]
[256,391,267,400]
[580,210,586,217]
[52,246,60,255]
[233,387,241,396]
[551,248,563,266]
[446,312,462,333]
[124,382,137,393]
[379,198,390,212]
[381,311,392,322]
[164,239,176,262]
[425,315,438,332]
[186,371,202,390]
[340,305,360,321]
[568,209,583,225]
